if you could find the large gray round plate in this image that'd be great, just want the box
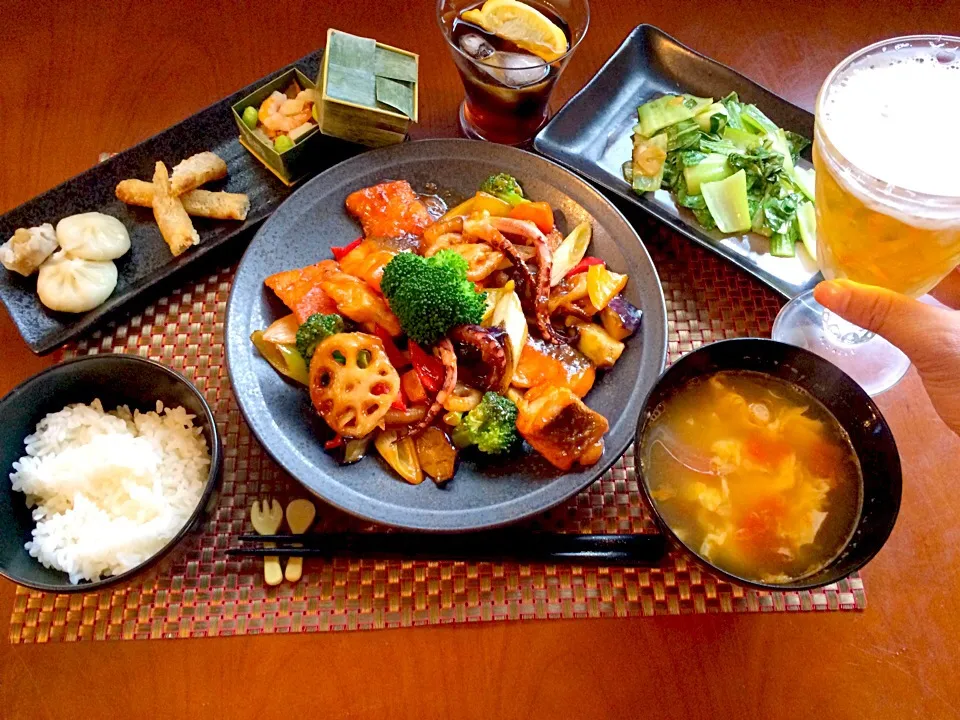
[226,139,667,531]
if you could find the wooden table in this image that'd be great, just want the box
[2,1,959,717]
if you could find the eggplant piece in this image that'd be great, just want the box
[328,435,372,465]
[577,323,625,369]
[601,296,643,341]
[414,426,458,484]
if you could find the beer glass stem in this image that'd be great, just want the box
[772,289,911,396]
[822,310,874,345]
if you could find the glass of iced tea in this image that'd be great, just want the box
[437,0,589,146]
[774,35,960,395]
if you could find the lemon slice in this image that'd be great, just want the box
[461,0,569,63]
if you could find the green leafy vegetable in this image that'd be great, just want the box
[761,192,804,257]
[677,150,708,168]
[625,89,812,256]
[698,137,740,156]
[741,103,779,135]
[793,165,816,201]
[797,201,817,259]
[694,102,728,133]
[636,94,713,137]
[662,119,702,152]
[701,170,752,233]
[683,153,734,194]
[784,130,811,163]
[722,126,762,152]
[720,92,746,130]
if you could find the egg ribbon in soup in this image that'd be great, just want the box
[641,370,862,584]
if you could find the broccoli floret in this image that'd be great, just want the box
[479,173,527,207]
[380,250,486,345]
[452,392,519,455]
[296,313,345,361]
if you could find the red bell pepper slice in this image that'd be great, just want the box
[324,435,344,450]
[390,392,407,412]
[565,256,605,278]
[331,237,363,261]
[374,324,409,369]
[409,342,444,395]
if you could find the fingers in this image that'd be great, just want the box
[930,268,960,310]
[813,279,958,373]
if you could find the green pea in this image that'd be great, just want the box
[274,135,294,153]
[241,106,258,130]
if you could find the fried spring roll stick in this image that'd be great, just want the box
[116,179,249,220]
[169,151,228,196]
[151,162,199,256]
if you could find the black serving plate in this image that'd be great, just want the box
[636,338,901,591]
[0,50,360,355]
[225,139,668,531]
[535,25,820,300]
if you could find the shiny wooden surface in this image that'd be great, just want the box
[2,1,960,718]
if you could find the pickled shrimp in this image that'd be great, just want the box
[258,90,316,138]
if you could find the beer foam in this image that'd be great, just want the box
[822,42,960,197]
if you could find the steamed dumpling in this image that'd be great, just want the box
[0,224,58,276]
[36,251,118,313]
[56,212,130,261]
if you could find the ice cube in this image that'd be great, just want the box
[459,33,495,61]
[480,51,550,88]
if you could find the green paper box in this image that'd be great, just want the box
[231,68,322,185]
[316,28,419,148]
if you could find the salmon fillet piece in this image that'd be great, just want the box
[264,260,339,323]
[345,181,432,240]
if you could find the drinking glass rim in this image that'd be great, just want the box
[435,0,590,70]
[815,33,960,206]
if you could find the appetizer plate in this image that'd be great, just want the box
[0,51,359,354]
[534,25,819,299]
[226,139,668,531]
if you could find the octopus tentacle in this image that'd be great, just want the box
[464,218,565,345]
[528,232,565,344]
[450,324,508,392]
[489,217,543,244]
[397,339,457,439]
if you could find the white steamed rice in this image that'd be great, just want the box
[10,399,210,584]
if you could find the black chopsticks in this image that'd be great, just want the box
[228,532,667,567]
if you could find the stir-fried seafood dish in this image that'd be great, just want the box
[252,174,642,484]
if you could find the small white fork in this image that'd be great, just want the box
[250,498,284,586]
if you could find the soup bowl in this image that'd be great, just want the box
[635,338,901,591]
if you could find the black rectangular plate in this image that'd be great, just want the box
[535,24,821,299]
[0,50,361,354]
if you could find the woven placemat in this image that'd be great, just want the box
[7,222,864,643]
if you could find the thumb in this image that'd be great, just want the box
[813,279,956,373]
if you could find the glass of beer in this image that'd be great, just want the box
[437,0,589,147]
[773,35,960,395]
